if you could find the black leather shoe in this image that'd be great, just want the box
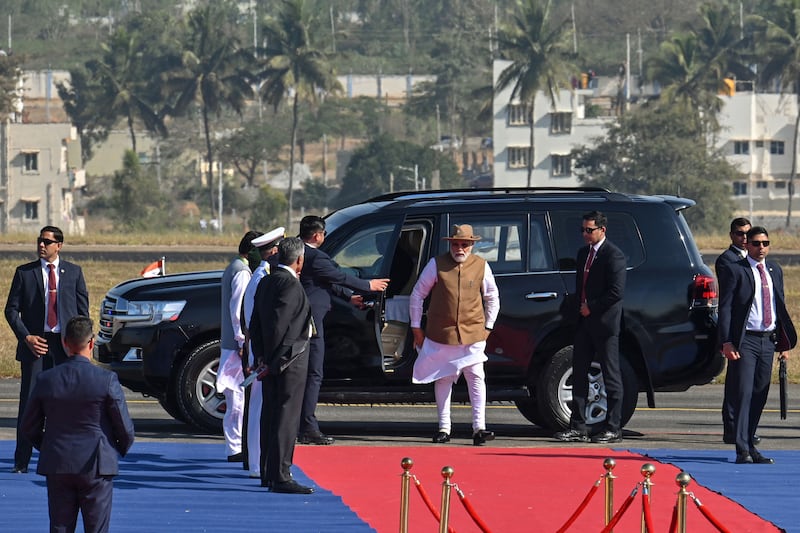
[753,434,762,445]
[297,432,335,445]
[227,452,244,462]
[271,480,314,494]
[472,430,495,446]
[432,431,451,443]
[591,430,623,444]
[11,465,27,474]
[750,451,774,464]
[554,429,589,442]
[735,453,754,464]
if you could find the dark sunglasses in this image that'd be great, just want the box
[581,227,602,234]
[37,237,60,246]
[749,240,770,247]
[732,230,747,237]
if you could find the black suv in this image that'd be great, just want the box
[94,188,722,433]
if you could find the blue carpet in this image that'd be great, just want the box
[0,441,375,532]
[629,448,797,533]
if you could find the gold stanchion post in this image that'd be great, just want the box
[603,458,617,530]
[399,457,414,533]
[439,466,454,533]
[675,472,691,533]
[640,463,656,533]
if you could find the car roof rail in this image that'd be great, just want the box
[366,186,613,203]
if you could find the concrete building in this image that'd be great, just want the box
[492,60,615,188]
[0,70,85,234]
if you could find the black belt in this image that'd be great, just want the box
[745,330,774,337]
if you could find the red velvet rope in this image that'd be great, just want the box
[692,495,733,533]
[556,479,602,533]
[669,503,678,533]
[599,487,638,533]
[455,488,493,533]
[413,477,456,533]
[641,490,655,533]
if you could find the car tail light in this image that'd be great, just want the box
[690,274,718,308]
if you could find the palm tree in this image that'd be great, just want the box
[163,3,255,219]
[647,2,750,136]
[494,0,575,187]
[87,28,166,153]
[750,0,800,226]
[257,0,340,228]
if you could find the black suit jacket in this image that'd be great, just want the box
[575,239,627,336]
[250,267,313,374]
[20,356,135,476]
[300,244,372,315]
[4,259,89,362]
[714,245,745,276]
[717,258,797,351]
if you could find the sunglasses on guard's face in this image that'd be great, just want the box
[581,227,602,234]
[37,238,60,246]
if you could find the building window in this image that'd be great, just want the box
[23,201,38,220]
[508,103,531,125]
[551,155,571,177]
[550,112,572,134]
[755,140,764,148]
[734,141,750,155]
[776,181,787,189]
[23,152,39,172]
[733,182,747,196]
[507,147,529,168]
[770,141,785,155]
[756,181,768,189]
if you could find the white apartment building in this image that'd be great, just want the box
[492,59,615,188]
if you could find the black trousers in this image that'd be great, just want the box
[299,308,325,436]
[47,473,114,533]
[569,320,623,432]
[261,350,309,485]
[732,333,774,454]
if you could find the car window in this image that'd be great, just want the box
[329,222,399,277]
[550,210,644,271]
[529,215,554,271]
[447,216,526,274]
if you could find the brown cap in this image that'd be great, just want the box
[443,224,481,242]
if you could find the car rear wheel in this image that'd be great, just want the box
[175,340,225,434]
[534,345,638,431]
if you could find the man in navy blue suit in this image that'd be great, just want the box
[5,225,89,473]
[20,315,135,532]
[555,211,627,444]
[297,216,389,445]
[718,226,796,464]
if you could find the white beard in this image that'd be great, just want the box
[450,250,469,263]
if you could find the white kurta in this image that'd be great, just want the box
[409,257,500,384]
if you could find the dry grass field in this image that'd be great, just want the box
[0,232,798,382]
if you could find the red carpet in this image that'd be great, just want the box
[296,447,779,532]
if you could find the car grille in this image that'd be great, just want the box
[98,296,118,344]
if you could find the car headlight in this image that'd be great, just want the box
[117,299,187,326]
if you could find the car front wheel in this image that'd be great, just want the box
[534,345,638,431]
[174,340,225,434]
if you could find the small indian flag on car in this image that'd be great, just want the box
[140,257,166,278]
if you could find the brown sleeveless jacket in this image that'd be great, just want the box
[426,253,488,345]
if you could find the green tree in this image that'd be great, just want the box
[216,118,288,188]
[0,53,23,120]
[163,2,255,219]
[572,102,736,233]
[295,178,330,211]
[86,27,167,153]
[111,150,163,229]
[494,0,575,186]
[248,185,289,230]
[258,0,341,227]
[334,134,462,208]
[57,67,115,163]
[750,0,800,226]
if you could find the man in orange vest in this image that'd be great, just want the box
[410,224,500,446]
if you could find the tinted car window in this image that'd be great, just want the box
[329,222,398,277]
[529,215,554,271]
[550,210,645,271]
[449,216,526,274]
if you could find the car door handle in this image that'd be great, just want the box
[525,291,558,301]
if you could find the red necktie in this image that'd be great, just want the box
[757,263,772,329]
[47,263,58,330]
[581,247,595,303]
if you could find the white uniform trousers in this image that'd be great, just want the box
[246,379,262,477]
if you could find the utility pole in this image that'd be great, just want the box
[571,4,577,54]
[218,162,223,233]
[330,5,336,53]
[626,33,631,111]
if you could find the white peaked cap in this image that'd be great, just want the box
[252,226,285,248]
